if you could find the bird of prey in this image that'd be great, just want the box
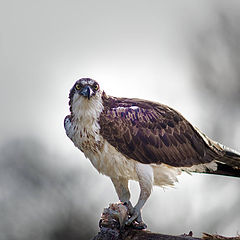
[64,78,240,229]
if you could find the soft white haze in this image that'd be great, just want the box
[0,1,240,239]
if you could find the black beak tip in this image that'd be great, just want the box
[80,85,91,99]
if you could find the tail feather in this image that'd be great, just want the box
[210,162,240,178]
[217,145,240,168]
[208,144,240,178]
[193,128,240,178]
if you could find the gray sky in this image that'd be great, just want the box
[0,0,240,239]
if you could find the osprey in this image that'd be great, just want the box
[64,78,240,229]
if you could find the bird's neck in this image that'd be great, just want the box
[71,92,104,136]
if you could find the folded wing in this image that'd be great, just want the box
[99,95,219,168]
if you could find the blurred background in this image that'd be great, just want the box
[1,0,240,239]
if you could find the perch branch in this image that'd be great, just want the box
[91,203,240,240]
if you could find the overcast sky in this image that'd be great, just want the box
[0,1,240,239]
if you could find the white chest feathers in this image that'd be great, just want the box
[67,92,103,151]
[65,93,138,180]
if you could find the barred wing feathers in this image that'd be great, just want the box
[99,94,219,168]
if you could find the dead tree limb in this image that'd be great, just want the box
[92,203,240,240]
[93,227,200,240]
[202,233,240,240]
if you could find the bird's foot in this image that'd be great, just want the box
[125,206,147,230]
[123,201,134,213]
[130,220,147,230]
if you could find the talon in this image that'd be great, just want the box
[126,212,138,226]
[132,221,147,230]
[125,207,147,229]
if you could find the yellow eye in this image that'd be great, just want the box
[75,84,81,90]
[94,84,99,91]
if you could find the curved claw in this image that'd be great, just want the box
[132,221,147,230]
[125,207,147,229]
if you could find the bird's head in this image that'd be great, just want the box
[68,78,103,115]
[70,78,100,100]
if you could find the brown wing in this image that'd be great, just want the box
[99,94,219,167]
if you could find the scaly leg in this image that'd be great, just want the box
[126,163,153,229]
[111,177,133,211]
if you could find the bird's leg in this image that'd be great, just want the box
[126,163,153,229]
[111,177,133,212]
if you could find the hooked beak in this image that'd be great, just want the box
[79,85,93,100]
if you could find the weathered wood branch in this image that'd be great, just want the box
[202,233,240,240]
[92,203,240,240]
[93,227,200,240]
